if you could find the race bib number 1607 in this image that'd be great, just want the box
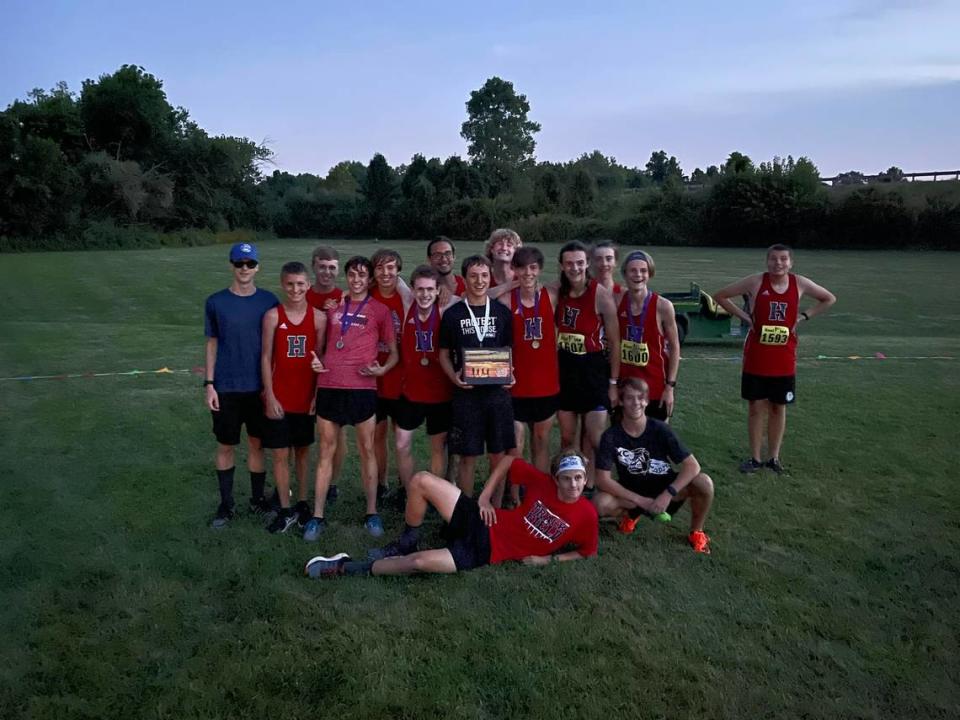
[557,332,586,355]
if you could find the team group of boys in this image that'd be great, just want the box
[202,231,836,579]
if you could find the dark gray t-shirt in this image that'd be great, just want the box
[596,420,690,496]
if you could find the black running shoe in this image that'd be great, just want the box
[267,509,298,534]
[739,458,764,474]
[210,503,234,529]
[765,458,785,474]
[249,496,274,516]
[294,500,311,527]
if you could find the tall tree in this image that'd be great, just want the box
[460,77,541,194]
[645,150,684,184]
[79,65,185,163]
[723,151,754,176]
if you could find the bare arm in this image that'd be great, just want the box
[204,337,219,411]
[396,276,413,306]
[313,308,327,356]
[260,309,282,419]
[596,285,621,405]
[797,275,837,320]
[439,347,469,389]
[363,338,399,377]
[648,454,701,515]
[659,299,681,416]
[488,278,519,298]
[713,275,761,325]
[521,550,587,566]
[477,455,518,525]
[595,468,653,512]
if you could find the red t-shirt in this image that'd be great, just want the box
[556,279,605,355]
[617,292,667,401]
[744,273,799,377]
[509,287,559,398]
[271,305,319,413]
[371,287,405,400]
[306,286,343,311]
[453,275,466,295]
[317,295,394,391]
[488,461,599,564]
[400,303,452,404]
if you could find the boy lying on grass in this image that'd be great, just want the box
[304,449,599,578]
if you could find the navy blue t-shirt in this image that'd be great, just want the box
[595,420,691,497]
[204,287,278,392]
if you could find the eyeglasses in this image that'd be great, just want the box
[430,251,454,259]
[232,260,258,269]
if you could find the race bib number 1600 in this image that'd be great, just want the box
[620,340,649,367]
[759,325,790,345]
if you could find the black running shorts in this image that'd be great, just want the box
[212,391,265,445]
[741,373,796,405]
[261,412,316,449]
[446,493,492,572]
[315,388,377,426]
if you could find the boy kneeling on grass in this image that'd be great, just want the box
[305,449,599,578]
[593,378,715,554]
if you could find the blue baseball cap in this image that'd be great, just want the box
[229,243,259,262]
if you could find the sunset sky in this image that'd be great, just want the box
[3,0,959,177]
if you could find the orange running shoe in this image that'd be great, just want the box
[618,514,639,535]
[688,530,711,554]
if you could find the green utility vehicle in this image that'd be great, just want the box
[660,283,744,344]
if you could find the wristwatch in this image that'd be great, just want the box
[665,380,677,388]
[666,484,678,497]
[203,379,215,387]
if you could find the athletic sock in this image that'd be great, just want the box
[217,467,235,508]
[398,523,421,551]
[250,470,266,500]
[343,560,374,576]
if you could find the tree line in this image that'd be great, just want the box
[2,67,958,251]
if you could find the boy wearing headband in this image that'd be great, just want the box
[304,448,599,577]
[617,250,681,420]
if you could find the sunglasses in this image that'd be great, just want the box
[232,260,258,269]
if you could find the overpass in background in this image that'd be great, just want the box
[821,170,960,185]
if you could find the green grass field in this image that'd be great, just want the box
[1,241,958,719]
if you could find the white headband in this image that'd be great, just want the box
[557,455,586,474]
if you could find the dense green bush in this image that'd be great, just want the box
[2,66,959,252]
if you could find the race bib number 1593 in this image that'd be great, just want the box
[759,325,790,345]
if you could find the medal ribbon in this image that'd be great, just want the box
[513,286,540,319]
[414,303,439,354]
[465,296,492,343]
[339,294,371,343]
[627,291,652,343]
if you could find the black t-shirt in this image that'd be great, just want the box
[596,420,691,496]
[440,298,513,374]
